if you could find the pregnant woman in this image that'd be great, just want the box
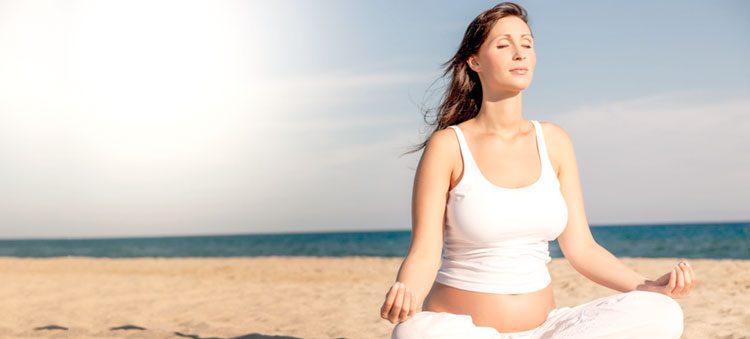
[380,2,695,338]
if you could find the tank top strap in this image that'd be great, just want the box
[447,125,480,179]
[530,120,554,177]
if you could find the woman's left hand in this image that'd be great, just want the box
[635,259,695,299]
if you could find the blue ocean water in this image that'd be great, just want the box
[0,221,747,259]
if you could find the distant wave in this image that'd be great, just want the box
[0,222,747,258]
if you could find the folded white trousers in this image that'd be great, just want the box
[391,290,684,339]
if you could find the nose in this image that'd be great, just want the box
[510,43,528,61]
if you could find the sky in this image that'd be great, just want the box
[0,0,747,239]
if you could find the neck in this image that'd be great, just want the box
[473,91,529,140]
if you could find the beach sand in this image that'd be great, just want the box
[0,256,746,339]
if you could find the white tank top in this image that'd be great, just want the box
[434,120,569,294]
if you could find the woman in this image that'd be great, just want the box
[380,2,695,339]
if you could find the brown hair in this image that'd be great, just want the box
[401,2,532,156]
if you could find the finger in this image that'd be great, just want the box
[381,282,399,312]
[687,261,696,287]
[389,283,406,323]
[399,290,412,322]
[381,283,400,318]
[666,267,676,295]
[408,291,417,317]
[682,261,694,294]
[673,264,685,295]
[388,283,405,322]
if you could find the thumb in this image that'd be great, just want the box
[638,269,673,292]
[654,269,674,286]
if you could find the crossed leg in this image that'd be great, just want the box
[391,290,684,339]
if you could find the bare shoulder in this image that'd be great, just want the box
[422,126,460,166]
[427,126,459,148]
[415,126,461,191]
[537,121,575,175]
[539,121,573,145]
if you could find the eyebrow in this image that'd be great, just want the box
[496,34,534,40]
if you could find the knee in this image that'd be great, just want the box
[390,317,423,339]
[654,293,684,338]
[631,291,684,338]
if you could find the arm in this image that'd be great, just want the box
[394,128,456,308]
[548,123,648,292]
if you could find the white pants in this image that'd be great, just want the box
[391,290,684,339]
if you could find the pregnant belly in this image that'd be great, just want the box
[422,281,557,333]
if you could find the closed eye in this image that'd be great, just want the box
[497,45,532,49]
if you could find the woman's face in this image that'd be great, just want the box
[467,15,536,94]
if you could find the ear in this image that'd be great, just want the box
[466,56,480,73]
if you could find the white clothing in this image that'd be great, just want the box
[435,120,568,294]
[391,290,684,339]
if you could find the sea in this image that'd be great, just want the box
[0,221,747,259]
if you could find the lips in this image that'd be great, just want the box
[509,67,528,76]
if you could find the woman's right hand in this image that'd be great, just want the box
[380,281,417,324]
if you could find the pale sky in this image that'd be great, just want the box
[0,0,748,239]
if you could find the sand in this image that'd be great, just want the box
[0,256,747,339]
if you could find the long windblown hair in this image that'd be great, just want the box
[401,2,532,156]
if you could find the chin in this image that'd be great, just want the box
[513,80,533,89]
[507,84,530,92]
